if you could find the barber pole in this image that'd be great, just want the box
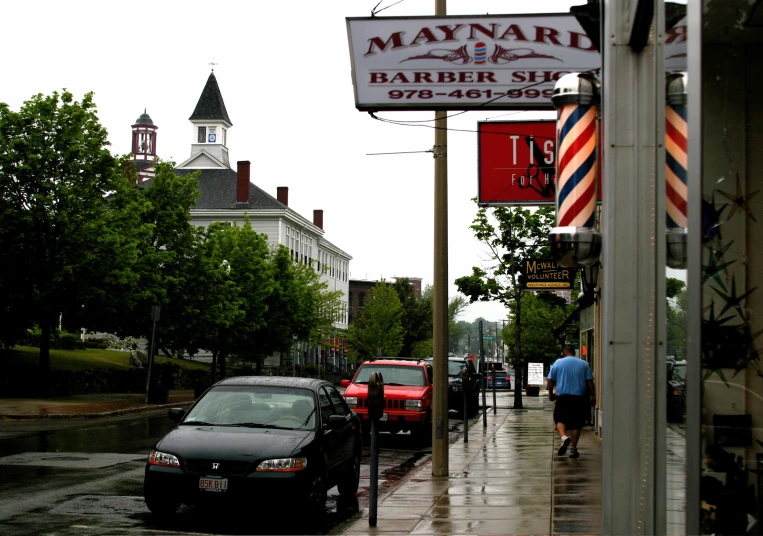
[548,72,602,268]
[666,72,688,269]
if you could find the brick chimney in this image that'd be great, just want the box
[313,209,324,230]
[236,161,250,204]
[277,186,289,207]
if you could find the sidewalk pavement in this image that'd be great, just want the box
[332,395,602,535]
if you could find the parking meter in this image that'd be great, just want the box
[367,372,385,421]
[491,363,497,414]
[367,371,384,527]
[461,367,470,443]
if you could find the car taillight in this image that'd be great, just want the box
[487,376,492,381]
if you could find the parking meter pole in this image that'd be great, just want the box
[370,418,378,526]
[367,371,384,527]
[492,363,497,414]
[479,321,487,428]
[462,368,469,443]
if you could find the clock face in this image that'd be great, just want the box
[208,133,217,143]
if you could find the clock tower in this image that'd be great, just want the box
[176,70,232,170]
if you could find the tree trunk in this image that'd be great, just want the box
[39,313,52,395]
[211,350,217,383]
[219,353,227,379]
[512,294,523,409]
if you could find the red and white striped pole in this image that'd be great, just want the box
[549,73,602,268]
[666,72,688,269]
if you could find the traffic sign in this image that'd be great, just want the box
[483,335,496,341]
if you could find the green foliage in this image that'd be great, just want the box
[347,282,404,362]
[410,339,433,358]
[455,204,556,307]
[393,278,433,357]
[0,90,139,373]
[504,291,576,366]
[666,278,687,360]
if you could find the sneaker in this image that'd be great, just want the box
[569,447,580,458]
[558,435,571,456]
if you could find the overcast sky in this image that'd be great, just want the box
[3,0,589,323]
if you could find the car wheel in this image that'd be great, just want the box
[337,448,361,497]
[307,472,328,519]
[144,488,180,517]
[412,420,432,447]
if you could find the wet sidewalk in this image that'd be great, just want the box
[333,396,602,535]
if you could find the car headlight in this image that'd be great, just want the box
[405,399,425,411]
[148,450,180,467]
[344,396,358,407]
[451,385,462,392]
[256,458,308,472]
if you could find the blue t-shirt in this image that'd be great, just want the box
[548,356,594,396]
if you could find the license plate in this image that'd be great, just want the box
[199,476,228,492]
[380,413,389,421]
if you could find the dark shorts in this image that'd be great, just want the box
[553,395,590,430]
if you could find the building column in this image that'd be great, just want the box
[601,1,666,534]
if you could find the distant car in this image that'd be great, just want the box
[487,370,511,390]
[341,358,433,441]
[424,356,481,417]
[143,377,362,524]
[667,360,686,423]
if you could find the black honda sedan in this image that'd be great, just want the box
[144,377,362,520]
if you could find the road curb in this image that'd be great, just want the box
[0,401,195,421]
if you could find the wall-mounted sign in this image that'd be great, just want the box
[346,14,599,111]
[521,258,573,289]
[208,127,217,143]
[478,120,603,206]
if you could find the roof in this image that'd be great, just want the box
[134,109,154,126]
[214,376,328,389]
[189,72,232,126]
[173,168,287,210]
[362,359,429,367]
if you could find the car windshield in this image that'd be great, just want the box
[671,364,687,382]
[183,385,316,430]
[354,365,426,386]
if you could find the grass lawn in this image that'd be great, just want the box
[1,346,211,372]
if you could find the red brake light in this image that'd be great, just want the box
[487,376,492,380]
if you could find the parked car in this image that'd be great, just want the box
[424,356,481,417]
[667,359,686,423]
[487,370,512,390]
[143,376,362,524]
[341,358,433,441]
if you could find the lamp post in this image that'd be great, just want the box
[292,334,297,377]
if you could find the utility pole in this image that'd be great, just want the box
[431,0,449,478]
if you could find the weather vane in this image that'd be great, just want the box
[209,58,218,71]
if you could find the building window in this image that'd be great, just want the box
[197,126,206,143]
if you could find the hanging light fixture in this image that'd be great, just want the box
[666,72,688,269]
[549,72,602,268]
[580,261,600,304]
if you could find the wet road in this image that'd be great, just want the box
[0,394,508,535]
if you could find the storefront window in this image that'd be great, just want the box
[689,1,763,533]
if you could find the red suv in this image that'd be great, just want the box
[341,359,433,442]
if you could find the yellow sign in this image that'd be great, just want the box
[521,258,574,290]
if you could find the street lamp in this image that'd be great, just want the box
[580,261,600,305]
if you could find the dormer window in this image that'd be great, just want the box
[198,126,206,143]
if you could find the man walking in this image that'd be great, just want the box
[547,344,595,459]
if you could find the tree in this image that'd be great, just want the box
[455,203,557,408]
[0,91,141,382]
[347,282,404,362]
[504,291,577,370]
[666,277,687,360]
[392,277,433,357]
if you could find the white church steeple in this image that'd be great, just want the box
[176,71,232,169]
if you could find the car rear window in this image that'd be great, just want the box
[494,371,508,378]
[353,364,426,387]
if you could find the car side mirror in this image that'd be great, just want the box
[327,414,346,430]
[168,408,185,422]
[340,379,350,388]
